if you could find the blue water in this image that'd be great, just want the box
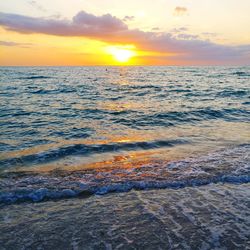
[0,66,249,203]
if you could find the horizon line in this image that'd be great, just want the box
[1,64,249,67]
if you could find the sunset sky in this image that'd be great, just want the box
[0,0,249,66]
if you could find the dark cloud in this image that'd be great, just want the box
[0,11,249,64]
[174,7,188,16]
[152,27,160,31]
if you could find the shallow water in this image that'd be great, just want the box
[0,66,250,203]
[1,184,249,249]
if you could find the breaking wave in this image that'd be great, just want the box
[1,144,249,204]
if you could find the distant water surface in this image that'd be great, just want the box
[0,66,249,203]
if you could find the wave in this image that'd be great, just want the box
[18,76,52,80]
[232,71,250,77]
[0,139,188,168]
[30,88,76,94]
[216,89,249,98]
[0,144,249,204]
[1,175,249,204]
[112,108,250,128]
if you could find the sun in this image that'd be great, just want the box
[106,46,136,63]
[112,49,134,63]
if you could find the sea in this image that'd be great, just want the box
[0,66,249,249]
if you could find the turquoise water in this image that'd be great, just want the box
[0,66,249,203]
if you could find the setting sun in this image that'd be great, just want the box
[106,46,136,63]
[113,49,133,63]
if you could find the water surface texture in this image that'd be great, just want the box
[0,66,249,203]
[1,66,250,249]
[1,184,249,249]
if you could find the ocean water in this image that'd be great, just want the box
[0,66,249,203]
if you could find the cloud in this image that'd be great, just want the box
[123,16,135,22]
[174,7,188,16]
[0,11,249,64]
[202,32,218,39]
[152,27,160,31]
[28,1,46,12]
[0,40,32,48]
[171,27,188,33]
[0,11,127,37]
[0,40,19,46]
[177,34,199,40]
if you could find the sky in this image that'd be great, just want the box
[0,0,250,66]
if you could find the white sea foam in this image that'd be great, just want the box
[0,144,249,204]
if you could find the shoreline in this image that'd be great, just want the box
[0,144,249,204]
[1,182,249,249]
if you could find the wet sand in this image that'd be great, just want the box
[1,183,249,250]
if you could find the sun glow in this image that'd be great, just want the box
[106,46,136,63]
